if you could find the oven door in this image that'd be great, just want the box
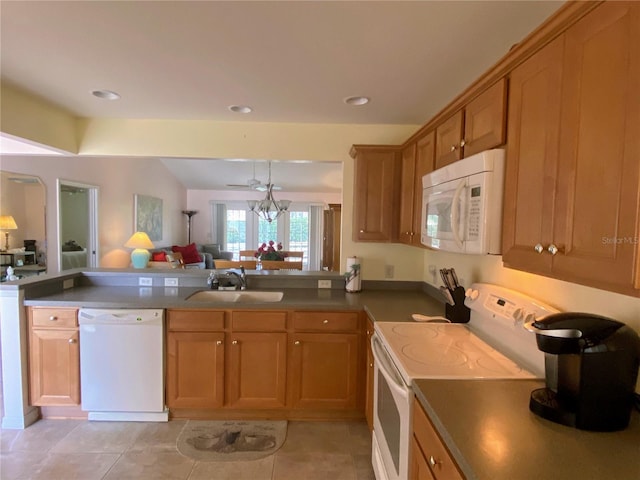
[371,333,412,480]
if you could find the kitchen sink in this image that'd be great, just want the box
[185,290,284,303]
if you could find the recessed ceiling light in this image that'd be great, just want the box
[229,105,253,114]
[91,89,121,100]
[344,96,370,106]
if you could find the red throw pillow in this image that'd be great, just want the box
[172,243,201,264]
[151,251,167,262]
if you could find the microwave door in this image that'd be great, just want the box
[422,178,468,252]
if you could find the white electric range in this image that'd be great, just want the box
[371,283,559,480]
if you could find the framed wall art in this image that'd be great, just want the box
[134,194,163,241]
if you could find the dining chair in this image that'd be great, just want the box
[261,260,303,270]
[239,250,256,260]
[214,259,257,269]
[283,251,304,261]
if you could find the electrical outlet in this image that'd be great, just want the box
[384,264,394,279]
[164,277,178,287]
[63,279,74,289]
[138,277,152,286]
[318,279,331,289]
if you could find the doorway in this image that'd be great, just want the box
[57,180,98,271]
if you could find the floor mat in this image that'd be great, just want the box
[177,420,287,461]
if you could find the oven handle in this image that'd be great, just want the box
[371,333,411,397]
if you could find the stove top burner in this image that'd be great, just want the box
[374,321,536,383]
[402,343,467,366]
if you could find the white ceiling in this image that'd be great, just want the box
[0,0,563,190]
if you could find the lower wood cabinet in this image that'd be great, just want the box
[411,398,463,480]
[289,332,359,410]
[166,308,364,416]
[166,331,225,409]
[28,307,80,406]
[226,310,288,409]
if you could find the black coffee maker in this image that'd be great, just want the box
[527,312,640,431]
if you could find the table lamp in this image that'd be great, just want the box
[0,215,18,252]
[124,231,155,268]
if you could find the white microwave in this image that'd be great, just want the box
[421,149,505,254]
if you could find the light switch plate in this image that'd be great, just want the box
[164,277,178,287]
[318,280,331,289]
[138,277,152,286]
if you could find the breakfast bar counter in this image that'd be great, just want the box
[413,378,640,480]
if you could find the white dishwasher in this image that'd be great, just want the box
[79,308,168,422]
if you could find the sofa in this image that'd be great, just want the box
[147,243,233,269]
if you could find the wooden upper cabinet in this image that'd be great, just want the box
[435,78,507,170]
[399,142,418,245]
[399,132,436,247]
[503,1,640,295]
[435,111,464,169]
[553,1,640,293]
[351,145,402,242]
[503,36,564,275]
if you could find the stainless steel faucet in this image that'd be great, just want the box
[225,266,247,290]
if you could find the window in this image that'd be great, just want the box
[211,201,323,269]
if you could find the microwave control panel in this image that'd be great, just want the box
[467,185,481,240]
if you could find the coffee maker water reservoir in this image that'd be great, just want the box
[526,312,640,431]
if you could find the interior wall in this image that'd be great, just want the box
[421,250,640,332]
[0,155,186,271]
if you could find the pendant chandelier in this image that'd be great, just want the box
[247,161,291,223]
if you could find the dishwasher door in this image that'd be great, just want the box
[79,308,167,421]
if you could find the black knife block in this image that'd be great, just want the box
[445,286,470,323]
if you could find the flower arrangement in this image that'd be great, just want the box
[255,240,287,261]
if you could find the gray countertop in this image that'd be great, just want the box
[413,379,640,480]
[22,283,446,321]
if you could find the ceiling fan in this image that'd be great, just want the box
[226,161,281,190]
[225,161,264,190]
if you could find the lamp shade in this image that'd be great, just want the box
[0,215,18,230]
[124,231,154,268]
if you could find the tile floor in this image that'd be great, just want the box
[0,418,375,480]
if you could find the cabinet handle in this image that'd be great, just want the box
[216,340,222,345]
[450,145,457,152]
[534,243,544,254]
[49,316,57,321]
[548,244,560,255]
[460,139,466,148]
[428,455,438,468]
[323,319,329,324]
[294,340,301,345]
[232,340,238,345]
[68,338,76,344]
[359,229,364,233]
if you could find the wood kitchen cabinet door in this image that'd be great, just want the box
[435,111,464,169]
[351,145,402,242]
[462,77,507,157]
[414,130,436,247]
[226,332,287,409]
[502,35,564,275]
[552,1,640,292]
[166,332,225,409]
[399,142,418,245]
[289,332,359,410]
[410,435,437,480]
[29,328,80,406]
